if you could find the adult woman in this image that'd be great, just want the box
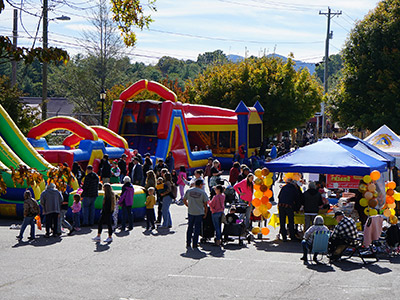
[208,185,225,246]
[16,190,40,241]
[142,157,153,185]
[159,172,173,228]
[233,173,254,229]
[144,170,156,192]
[209,159,222,194]
[92,183,115,243]
[118,176,134,231]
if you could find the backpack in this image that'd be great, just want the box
[170,183,178,199]
[30,199,40,216]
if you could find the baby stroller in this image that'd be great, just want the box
[222,206,250,245]
[200,209,215,243]
[224,185,237,205]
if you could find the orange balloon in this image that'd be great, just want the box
[254,184,260,191]
[260,184,268,192]
[370,170,381,181]
[388,202,396,209]
[383,209,392,217]
[261,227,270,235]
[252,198,261,207]
[388,181,396,190]
[293,174,301,181]
[387,189,395,196]
[261,196,269,205]
[265,189,273,199]
[386,195,395,204]
[266,202,272,210]
[364,191,373,200]
[261,168,270,176]
[368,198,378,208]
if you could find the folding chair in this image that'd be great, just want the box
[309,231,330,263]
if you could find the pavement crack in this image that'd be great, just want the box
[177,259,201,274]
[277,270,314,299]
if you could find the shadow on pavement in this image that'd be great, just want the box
[306,262,335,273]
[94,242,110,252]
[253,239,303,254]
[12,234,62,248]
[180,248,207,260]
[332,259,392,274]
[201,243,226,258]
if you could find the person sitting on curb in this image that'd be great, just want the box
[300,215,329,263]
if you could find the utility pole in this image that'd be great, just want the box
[42,0,48,120]
[319,7,341,137]
[11,9,18,86]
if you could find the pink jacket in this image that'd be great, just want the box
[72,202,81,213]
[177,172,187,186]
[233,179,253,203]
[208,193,225,214]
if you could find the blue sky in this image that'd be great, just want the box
[0,0,379,64]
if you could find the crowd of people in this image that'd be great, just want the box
[16,145,366,265]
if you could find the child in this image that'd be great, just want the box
[110,160,121,184]
[92,183,115,243]
[176,165,187,203]
[155,177,164,224]
[145,187,156,230]
[72,194,81,231]
[209,185,225,246]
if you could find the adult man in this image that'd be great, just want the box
[183,179,208,249]
[118,154,127,183]
[40,182,63,237]
[81,165,99,226]
[132,149,143,164]
[302,181,323,231]
[328,211,358,261]
[131,156,144,186]
[154,158,168,177]
[98,154,111,183]
[277,178,302,242]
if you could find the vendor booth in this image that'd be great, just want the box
[264,138,387,230]
[364,125,400,167]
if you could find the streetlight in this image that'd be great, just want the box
[100,89,106,126]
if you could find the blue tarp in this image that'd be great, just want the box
[264,138,387,176]
[338,133,396,168]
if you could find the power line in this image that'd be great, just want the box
[148,28,324,45]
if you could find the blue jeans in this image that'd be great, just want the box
[161,195,172,227]
[18,216,35,239]
[82,197,96,225]
[58,209,72,233]
[121,205,133,230]
[73,212,80,228]
[212,212,223,240]
[187,214,203,247]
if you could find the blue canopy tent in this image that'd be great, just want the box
[338,133,395,168]
[264,139,387,176]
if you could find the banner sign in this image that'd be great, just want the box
[326,174,363,189]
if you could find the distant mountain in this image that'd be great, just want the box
[227,53,316,74]
[227,54,244,63]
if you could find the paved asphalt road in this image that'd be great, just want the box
[1,179,400,299]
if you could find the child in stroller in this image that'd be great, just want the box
[223,206,247,245]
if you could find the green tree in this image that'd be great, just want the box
[185,56,323,136]
[330,0,400,132]
[315,53,343,91]
[0,75,39,134]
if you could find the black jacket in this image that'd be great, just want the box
[278,183,302,209]
[302,188,323,213]
[81,172,99,197]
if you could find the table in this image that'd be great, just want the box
[268,213,362,231]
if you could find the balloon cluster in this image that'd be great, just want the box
[251,168,273,236]
[358,170,381,216]
[384,180,399,225]
[283,172,301,182]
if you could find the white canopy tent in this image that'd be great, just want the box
[364,125,400,168]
